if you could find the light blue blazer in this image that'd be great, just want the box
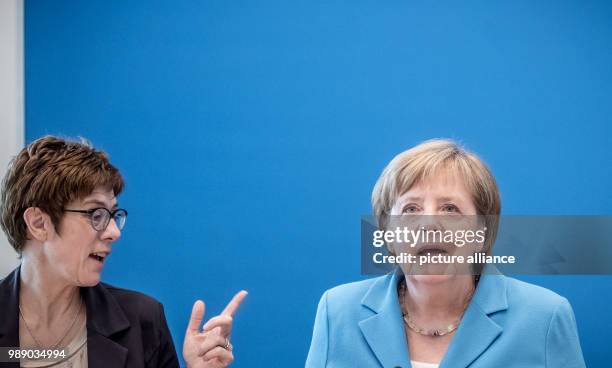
[306,270,586,368]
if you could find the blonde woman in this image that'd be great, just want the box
[306,139,585,368]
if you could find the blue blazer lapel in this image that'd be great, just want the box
[440,274,508,368]
[357,269,508,368]
[359,271,411,368]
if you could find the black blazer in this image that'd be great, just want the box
[0,267,180,368]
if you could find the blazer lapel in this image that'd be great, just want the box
[439,274,508,368]
[357,268,508,368]
[0,267,132,368]
[359,271,411,368]
[0,268,21,368]
[82,282,131,368]
[86,333,128,368]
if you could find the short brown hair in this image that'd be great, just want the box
[371,139,501,254]
[0,136,124,254]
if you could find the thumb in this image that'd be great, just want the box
[186,300,205,334]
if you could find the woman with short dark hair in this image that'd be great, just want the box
[0,136,245,368]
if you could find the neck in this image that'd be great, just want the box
[19,252,80,329]
[402,275,475,324]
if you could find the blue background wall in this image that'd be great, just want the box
[25,0,611,366]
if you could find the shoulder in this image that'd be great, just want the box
[490,276,584,365]
[87,284,179,366]
[99,282,162,307]
[324,276,383,301]
[487,276,578,341]
[323,274,389,305]
[317,274,394,321]
[504,276,570,313]
[96,282,167,323]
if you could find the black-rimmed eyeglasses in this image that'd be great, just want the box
[63,208,128,231]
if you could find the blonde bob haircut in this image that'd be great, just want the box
[371,139,501,255]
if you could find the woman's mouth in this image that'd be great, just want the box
[418,248,448,256]
[416,243,450,256]
[89,251,109,263]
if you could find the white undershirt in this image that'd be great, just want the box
[411,360,440,368]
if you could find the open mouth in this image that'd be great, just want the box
[89,252,108,263]
[416,244,449,256]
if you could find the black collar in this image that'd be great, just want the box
[0,267,20,348]
[0,267,132,368]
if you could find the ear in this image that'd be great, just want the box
[473,217,488,253]
[23,207,52,242]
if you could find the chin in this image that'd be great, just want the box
[78,272,102,287]
[402,263,458,281]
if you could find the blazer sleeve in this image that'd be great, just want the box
[306,291,330,368]
[146,302,180,368]
[545,298,586,368]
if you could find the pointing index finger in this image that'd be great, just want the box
[221,290,248,317]
[187,300,205,333]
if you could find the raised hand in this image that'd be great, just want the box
[183,291,248,368]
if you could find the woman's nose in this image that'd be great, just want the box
[418,211,444,232]
[102,218,122,241]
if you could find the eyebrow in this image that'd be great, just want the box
[82,199,118,209]
[437,197,463,203]
[400,196,464,203]
[401,196,423,202]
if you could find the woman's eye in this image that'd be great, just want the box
[442,204,459,213]
[91,210,108,223]
[402,205,420,214]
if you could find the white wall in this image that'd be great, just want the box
[0,0,24,277]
